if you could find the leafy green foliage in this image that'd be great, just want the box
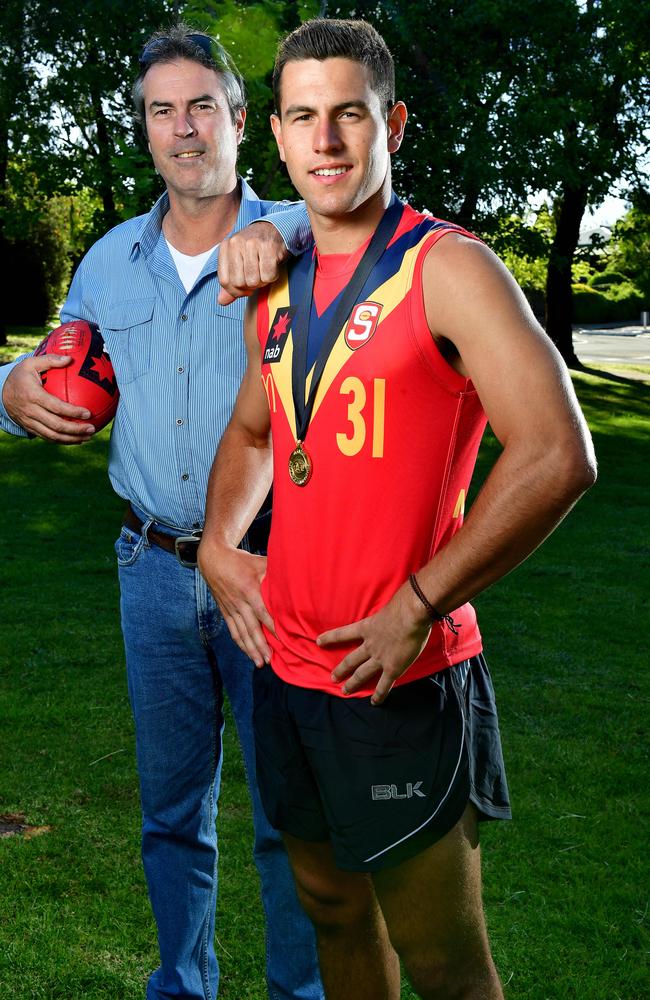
[1,2,648,345]
[16,0,172,234]
[0,161,102,323]
[572,282,645,323]
[589,270,632,289]
[530,0,650,355]
[485,209,554,292]
[608,198,650,299]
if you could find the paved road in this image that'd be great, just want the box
[573,323,650,367]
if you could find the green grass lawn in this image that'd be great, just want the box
[0,326,49,363]
[0,330,648,998]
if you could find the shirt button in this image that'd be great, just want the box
[181,473,189,481]
[177,366,184,373]
[181,314,188,322]
[176,418,184,425]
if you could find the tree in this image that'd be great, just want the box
[3,0,647,356]
[608,190,650,300]
[24,0,171,236]
[326,0,551,225]
[519,0,650,363]
[0,0,40,343]
[335,1,649,364]
[0,1,173,340]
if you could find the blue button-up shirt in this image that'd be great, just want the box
[0,180,310,530]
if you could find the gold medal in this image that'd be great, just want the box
[288,442,312,486]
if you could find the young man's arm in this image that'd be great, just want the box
[320,235,597,704]
[217,202,310,305]
[197,294,275,667]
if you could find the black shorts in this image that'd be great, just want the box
[253,654,511,872]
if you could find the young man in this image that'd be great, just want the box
[0,24,322,1000]
[198,18,596,1000]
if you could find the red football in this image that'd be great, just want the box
[35,321,119,431]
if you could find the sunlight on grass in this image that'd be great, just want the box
[0,326,45,364]
[0,360,648,999]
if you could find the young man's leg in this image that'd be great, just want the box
[373,804,503,1000]
[283,834,400,1000]
[283,806,501,1000]
[253,661,507,999]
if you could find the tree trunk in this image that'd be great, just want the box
[456,184,480,231]
[545,182,588,367]
[91,96,119,230]
[87,45,119,232]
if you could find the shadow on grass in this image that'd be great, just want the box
[575,362,650,387]
[572,369,650,429]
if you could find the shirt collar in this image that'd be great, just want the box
[130,177,262,261]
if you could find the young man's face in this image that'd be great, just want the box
[143,58,245,204]
[271,57,405,222]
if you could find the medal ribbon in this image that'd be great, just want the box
[290,195,403,445]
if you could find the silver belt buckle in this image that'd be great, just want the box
[174,531,202,568]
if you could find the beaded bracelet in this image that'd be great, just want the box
[408,573,461,635]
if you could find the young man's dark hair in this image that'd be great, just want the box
[272,17,395,113]
[132,21,246,131]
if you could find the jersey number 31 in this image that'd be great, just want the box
[336,377,385,458]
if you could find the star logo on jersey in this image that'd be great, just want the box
[272,311,291,340]
[344,301,382,350]
[263,307,295,364]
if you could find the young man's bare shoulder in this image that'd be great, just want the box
[422,232,523,311]
[421,228,539,355]
[423,230,499,278]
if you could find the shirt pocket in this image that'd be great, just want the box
[102,298,155,384]
[213,295,246,322]
[209,301,248,379]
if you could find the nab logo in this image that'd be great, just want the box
[345,301,382,350]
[263,307,294,364]
[371,782,426,801]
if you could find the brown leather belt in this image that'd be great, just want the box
[123,507,202,566]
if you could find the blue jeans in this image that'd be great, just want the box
[115,515,322,1000]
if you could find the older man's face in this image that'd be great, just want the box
[143,58,245,205]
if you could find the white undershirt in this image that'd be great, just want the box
[166,239,218,293]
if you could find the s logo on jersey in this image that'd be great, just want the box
[344,301,382,350]
[263,307,295,364]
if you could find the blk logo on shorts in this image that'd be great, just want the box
[263,307,295,364]
[345,301,382,350]
[371,782,425,801]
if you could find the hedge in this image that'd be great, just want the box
[572,283,646,324]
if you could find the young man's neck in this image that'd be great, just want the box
[163,183,241,255]
[309,182,393,255]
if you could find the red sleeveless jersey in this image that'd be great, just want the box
[257,203,487,697]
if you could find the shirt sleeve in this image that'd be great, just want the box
[0,357,32,436]
[0,263,86,436]
[256,201,313,255]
